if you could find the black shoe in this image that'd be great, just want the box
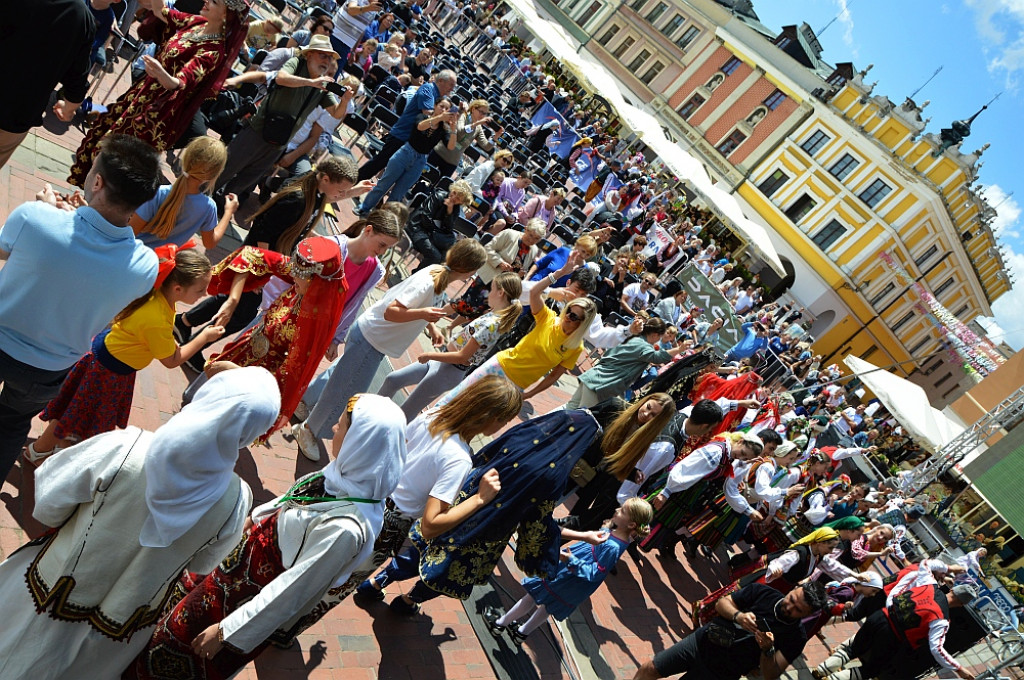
[728,552,753,570]
[508,627,528,646]
[389,595,420,616]
[185,351,206,374]
[483,605,506,637]
[682,536,699,560]
[173,313,192,344]
[352,579,386,607]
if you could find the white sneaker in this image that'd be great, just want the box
[291,423,320,462]
[24,442,61,463]
[293,401,310,421]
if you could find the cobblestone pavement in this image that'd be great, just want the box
[0,75,964,680]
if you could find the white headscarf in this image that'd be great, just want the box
[139,367,281,547]
[322,394,407,531]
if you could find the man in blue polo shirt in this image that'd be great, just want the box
[723,321,769,363]
[357,68,457,181]
[0,134,161,482]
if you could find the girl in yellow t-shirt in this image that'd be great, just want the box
[27,248,224,461]
[438,252,598,406]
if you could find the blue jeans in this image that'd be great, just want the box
[303,320,385,439]
[359,143,429,212]
[376,543,442,604]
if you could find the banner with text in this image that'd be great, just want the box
[675,264,744,355]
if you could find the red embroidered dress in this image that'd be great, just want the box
[69,9,229,187]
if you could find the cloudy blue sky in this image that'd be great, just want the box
[752,0,1024,350]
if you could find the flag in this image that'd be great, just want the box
[589,173,622,209]
[569,150,597,188]
[529,101,579,159]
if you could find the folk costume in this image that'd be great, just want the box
[400,409,601,603]
[634,347,714,407]
[127,395,408,679]
[689,371,761,435]
[208,238,348,436]
[520,533,631,620]
[69,4,249,186]
[0,368,280,680]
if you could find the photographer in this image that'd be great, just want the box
[215,36,349,200]
[276,74,361,177]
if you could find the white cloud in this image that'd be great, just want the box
[835,0,857,56]
[964,0,1024,84]
[977,184,1024,350]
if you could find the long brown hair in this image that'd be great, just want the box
[428,375,522,443]
[601,393,675,481]
[248,156,358,254]
[113,249,212,323]
[490,272,523,334]
[431,239,487,294]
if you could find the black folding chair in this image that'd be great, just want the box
[453,216,478,238]
[552,223,576,247]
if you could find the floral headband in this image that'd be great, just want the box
[225,0,248,13]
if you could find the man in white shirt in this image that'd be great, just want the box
[621,274,657,317]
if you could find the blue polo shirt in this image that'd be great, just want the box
[0,203,158,370]
[390,81,439,141]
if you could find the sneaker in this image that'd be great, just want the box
[389,595,420,616]
[173,314,192,344]
[184,351,206,374]
[24,442,60,463]
[293,400,310,421]
[291,423,320,462]
[353,578,386,606]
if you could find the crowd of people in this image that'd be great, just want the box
[0,0,985,679]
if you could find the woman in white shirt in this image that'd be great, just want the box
[126,394,408,679]
[354,375,523,604]
[378,272,522,419]
[292,238,487,460]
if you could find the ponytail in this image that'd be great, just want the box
[140,136,227,240]
[432,239,487,294]
[114,249,212,323]
[140,176,189,239]
[491,271,523,334]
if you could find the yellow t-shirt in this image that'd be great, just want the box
[104,293,177,370]
[497,305,582,388]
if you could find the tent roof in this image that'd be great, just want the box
[843,356,965,453]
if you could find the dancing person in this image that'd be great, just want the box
[126,394,408,680]
[292,238,487,460]
[485,498,653,643]
[68,0,249,186]
[449,219,544,320]
[353,376,522,603]
[28,248,221,461]
[0,134,161,482]
[131,136,238,249]
[0,367,280,680]
[378,273,523,419]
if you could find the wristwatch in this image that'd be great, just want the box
[761,646,775,658]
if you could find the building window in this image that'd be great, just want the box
[776,36,792,49]
[934,277,955,297]
[716,129,747,156]
[641,61,664,85]
[934,372,954,388]
[800,130,831,156]
[924,356,943,375]
[914,244,938,268]
[892,311,915,332]
[675,25,699,50]
[909,338,930,356]
[677,93,705,119]
[612,36,635,59]
[829,153,860,181]
[645,2,668,23]
[662,14,685,37]
[784,194,817,224]
[576,2,600,24]
[628,49,651,72]
[811,219,846,249]
[870,282,896,307]
[860,346,878,360]
[721,56,742,75]
[763,89,786,111]
[757,169,789,198]
[629,0,645,10]
[827,71,847,88]
[859,178,893,209]
[954,304,969,317]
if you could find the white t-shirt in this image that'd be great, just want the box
[622,282,650,312]
[333,0,376,48]
[358,266,445,357]
[390,410,473,517]
[285,102,356,154]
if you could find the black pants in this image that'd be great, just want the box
[181,290,263,357]
[570,470,622,531]
[358,134,405,181]
[652,633,720,679]
[408,226,455,271]
[0,349,70,483]
[427,151,458,178]
[850,609,900,678]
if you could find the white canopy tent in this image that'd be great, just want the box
[843,356,965,453]
[504,0,787,274]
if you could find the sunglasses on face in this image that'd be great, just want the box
[565,311,584,323]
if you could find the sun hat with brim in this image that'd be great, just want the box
[302,34,340,59]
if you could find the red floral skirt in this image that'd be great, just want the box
[40,351,135,441]
[125,514,286,680]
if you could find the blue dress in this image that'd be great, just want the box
[521,534,629,620]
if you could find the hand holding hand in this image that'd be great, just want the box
[35,183,58,206]
[478,468,501,503]
[325,342,340,361]
[52,99,77,122]
[212,298,238,328]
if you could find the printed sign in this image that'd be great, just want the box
[674,264,744,355]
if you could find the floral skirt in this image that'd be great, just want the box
[451,277,490,319]
[125,515,285,680]
[40,351,135,441]
[686,494,751,552]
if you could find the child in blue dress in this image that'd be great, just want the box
[485,497,653,643]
